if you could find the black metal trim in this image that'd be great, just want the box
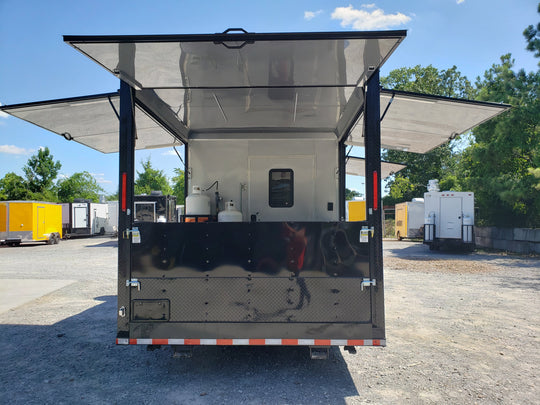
[338,141,346,220]
[133,94,188,144]
[118,80,136,335]
[64,30,407,44]
[381,88,511,109]
[337,88,365,143]
[0,92,118,111]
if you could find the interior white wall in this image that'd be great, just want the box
[188,137,339,221]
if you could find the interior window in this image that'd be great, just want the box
[269,169,294,207]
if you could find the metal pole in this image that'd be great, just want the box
[338,140,346,221]
[364,70,384,337]
[117,80,136,338]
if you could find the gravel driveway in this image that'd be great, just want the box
[0,237,538,404]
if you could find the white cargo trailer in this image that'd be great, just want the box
[423,191,475,250]
[64,201,109,237]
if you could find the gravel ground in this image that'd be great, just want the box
[0,237,538,404]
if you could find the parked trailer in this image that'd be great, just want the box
[395,199,424,240]
[62,200,109,238]
[0,201,62,246]
[1,30,509,357]
[424,191,475,250]
[134,194,177,223]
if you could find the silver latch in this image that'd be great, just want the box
[361,278,376,291]
[126,279,141,291]
[118,306,126,317]
[122,227,141,243]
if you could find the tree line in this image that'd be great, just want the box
[382,7,539,228]
[0,150,185,204]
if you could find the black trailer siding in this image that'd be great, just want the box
[127,221,376,339]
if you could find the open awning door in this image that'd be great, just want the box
[347,156,405,179]
[346,89,510,153]
[0,93,182,153]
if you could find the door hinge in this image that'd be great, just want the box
[361,278,376,291]
[126,279,141,291]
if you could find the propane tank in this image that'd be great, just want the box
[427,179,440,192]
[218,200,243,222]
[463,215,473,226]
[185,186,211,216]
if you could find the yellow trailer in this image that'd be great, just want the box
[0,201,62,246]
[395,199,424,240]
[346,200,367,221]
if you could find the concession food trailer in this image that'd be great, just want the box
[0,29,509,358]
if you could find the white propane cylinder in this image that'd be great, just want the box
[218,200,243,222]
[427,179,440,192]
[463,215,474,226]
[185,186,211,216]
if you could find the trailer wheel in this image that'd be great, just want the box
[47,235,55,245]
[53,233,60,244]
[397,231,403,241]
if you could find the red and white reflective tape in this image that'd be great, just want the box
[116,338,385,346]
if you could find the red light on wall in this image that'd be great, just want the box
[121,172,127,212]
[373,170,378,211]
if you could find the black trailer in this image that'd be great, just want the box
[134,193,177,223]
[0,30,509,357]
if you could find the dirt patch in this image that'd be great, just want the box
[385,256,500,274]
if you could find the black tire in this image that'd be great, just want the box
[53,233,60,244]
[397,231,403,241]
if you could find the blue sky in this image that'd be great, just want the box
[0,0,538,195]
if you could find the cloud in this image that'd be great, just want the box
[456,0,465,3]
[161,150,178,156]
[304,10,323,21]
[331,4,411,30]
[96,178,112,184]
[361,3,376,8]
[0,144,35,155]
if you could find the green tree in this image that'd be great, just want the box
[23,147,61,194]
[57,171,105,203]
[523,3,540,64]
[134,157,173,195]
[461,54,540,227]
[171,168,185,204]
[381,65,473,202]
[345,188,361,201]
[0,172,31,200]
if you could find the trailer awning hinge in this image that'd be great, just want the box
[126,279,141,291]
[361,278,376,291]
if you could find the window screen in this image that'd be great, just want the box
[269,169,294,208]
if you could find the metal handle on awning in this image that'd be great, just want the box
[214,28,254,49]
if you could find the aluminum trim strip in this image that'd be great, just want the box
[116,338,386,346]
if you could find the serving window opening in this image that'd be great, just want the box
[269,169,294,208]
